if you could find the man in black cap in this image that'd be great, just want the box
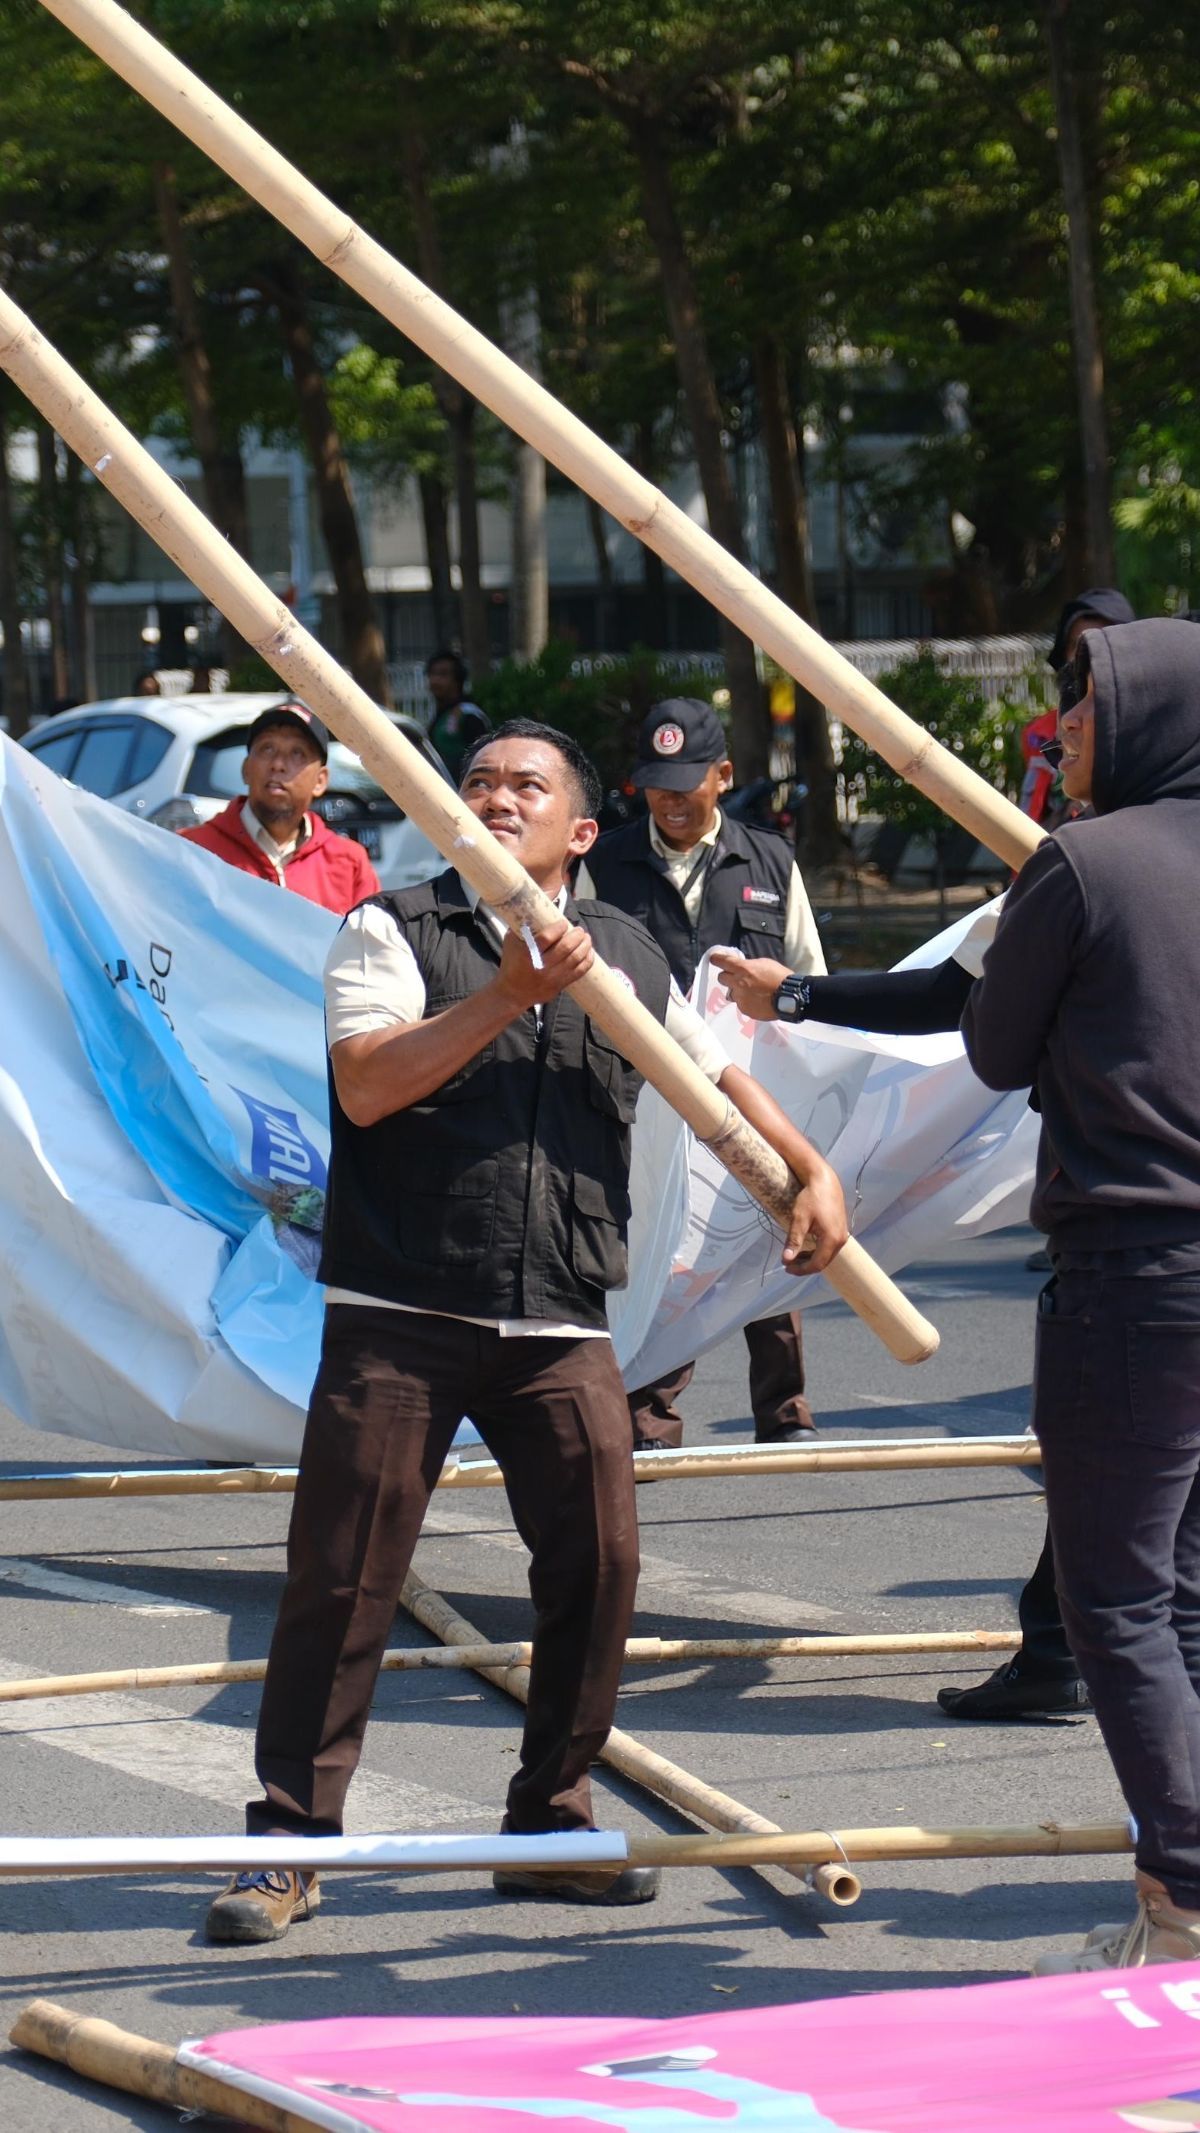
[577,698,824,1449]
[180,702,380,915]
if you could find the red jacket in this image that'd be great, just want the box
[180,799,380,915]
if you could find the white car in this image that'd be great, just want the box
[21,692,453,890]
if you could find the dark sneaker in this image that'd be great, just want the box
[937,1660,1091,1722]
[204,1868,320,1944]
[493,1863,660,1906]
[755,1423,818,1443]
[634,1437,674,1453]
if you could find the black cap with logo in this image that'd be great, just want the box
[629,697,729,791]
[244,702,331,763]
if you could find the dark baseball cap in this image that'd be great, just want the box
[244,702,330,762]
[629,698,730,791]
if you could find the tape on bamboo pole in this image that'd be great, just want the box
[0,1629,1021,1705]
[399,1569,862,1904]
[10,1999,319,2132]
[0,1437,1040,1501]
[0,282,934,1370]
[38,0,1044,879]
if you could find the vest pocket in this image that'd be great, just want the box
[397,1154,498,1265]
[584,1023,640,1123]
[570,1171,631,1289]
[735,906,788,958]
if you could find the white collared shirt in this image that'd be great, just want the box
[241,801,309,886]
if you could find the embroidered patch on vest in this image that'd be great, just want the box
[610,967,638,997]
[742,885,782,905]
[652,721,685,755]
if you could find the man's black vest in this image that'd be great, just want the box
[584,814,792,992]
[318,872,671,1329]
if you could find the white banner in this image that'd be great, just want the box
[0,733,1037,1462]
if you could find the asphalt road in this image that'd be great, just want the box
[0,1223,1128,2128]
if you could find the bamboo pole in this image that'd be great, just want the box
[0,283,934,1371]
[0,1629,1021,1705]
[38,0,1044,879]
[10,1999,322,2132]
[0,1437,1041,1501]
[400,1571,861,1905]
[0,1819,1134,1880]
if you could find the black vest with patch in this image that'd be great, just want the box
[317,872,672,1328]
[584,814,792,992]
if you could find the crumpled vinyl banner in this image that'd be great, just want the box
[179,1962,1200,2130]
[0,732,1035,1461]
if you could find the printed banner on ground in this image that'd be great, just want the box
[0,733,1037,1463]
[181,1965,1200,2130]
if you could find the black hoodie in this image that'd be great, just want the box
[962,618,1200,1251]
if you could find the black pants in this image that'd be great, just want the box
[1035,1263,1200,1908]
[1018,1521,1078,1678]
[247,1307,640,1840]
[628,1311,812,1447]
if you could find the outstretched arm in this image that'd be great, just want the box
[717,1063,848,1275]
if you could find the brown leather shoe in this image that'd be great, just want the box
[493,1862,659,1905]
[204,1868,320,1944]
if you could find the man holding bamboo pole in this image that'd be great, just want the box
[205,718,847,1944]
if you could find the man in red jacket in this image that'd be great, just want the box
[181,704,379,915]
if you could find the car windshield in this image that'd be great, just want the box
[186,729,396,804]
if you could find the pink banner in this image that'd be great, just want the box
[182,1963,1200,2130]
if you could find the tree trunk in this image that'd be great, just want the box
[275,266,392,706]
[630,114,765,778]
[1045,0,1114,583]
[753,335,840,866]
[418,470,457,646]
[65,453,96,702]
[0,397,30,737]
[447,395,491,680]
[152,164,250,672]
[633,420,669,645]
[36,423,70,701]
[587,495,618,652]
[401,124,490,679]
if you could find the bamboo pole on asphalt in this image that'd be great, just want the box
[0,1437,1041,1501]
[0,1819,1134,1881]
[400,1570,863,1906]
[11,2000,322,2133]
[0,1629,1021,1705]
[0,283,934,1370]
[38,0,1044,880]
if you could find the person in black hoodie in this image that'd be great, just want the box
[963,617,1200,1973]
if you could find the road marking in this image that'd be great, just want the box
[0,1559,216,1616]
[0,1659,490,1830]
[421,1506,842,1627]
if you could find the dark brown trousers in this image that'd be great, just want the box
[248,1306,640,1838]
[628,1310,812,1448]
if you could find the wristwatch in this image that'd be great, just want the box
[774,975,811,1023]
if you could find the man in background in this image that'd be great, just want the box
[426,648,489,783]
[577,698,824,1450]
[180,702,379,916]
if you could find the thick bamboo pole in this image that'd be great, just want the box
[0,1629,1020,1704]
[0,283,934,1370]
[11,1999,321,2132]
[0,1820,1133,1880]
[38,0,1043,879]
[0,1437,1040,1501]
[400,1571,861,1905]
